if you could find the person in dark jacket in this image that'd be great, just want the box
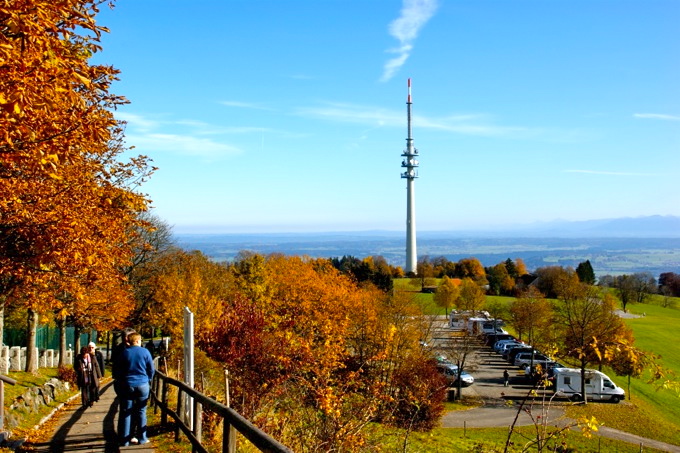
[74,346,102,407]
[88,342,105,379]
[119,332,155,446]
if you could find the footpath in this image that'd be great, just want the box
[20,380,155,452]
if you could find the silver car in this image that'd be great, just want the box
[437,363,475,387]
[514,352,553,369]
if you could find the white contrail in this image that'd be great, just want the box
[633,113,680,121]
[380,0,439,82]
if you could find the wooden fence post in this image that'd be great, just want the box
[223,419,236,453]
[161,377,169,426]
[175,388,183,442]
[193,399,202,453]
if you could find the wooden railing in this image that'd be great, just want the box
[150,370,292,453]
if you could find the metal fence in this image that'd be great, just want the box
[3,326,96,350]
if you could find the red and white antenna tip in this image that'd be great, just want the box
[407,78,412,102]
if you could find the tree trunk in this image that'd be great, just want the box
[74,325,82,354]
[25,308,39,372]
[57,317,66,367]
[580,360,588,404]
[0,298,4,350]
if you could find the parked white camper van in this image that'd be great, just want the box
[449,310,506,334]
[552,368,625,403]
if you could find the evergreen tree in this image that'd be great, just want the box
[575,260,596,285]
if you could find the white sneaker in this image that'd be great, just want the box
[131,437,139,444]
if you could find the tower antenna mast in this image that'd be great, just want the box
[401,78,418,274]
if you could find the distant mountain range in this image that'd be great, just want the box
[174,216,680,277]
[486,215,680,238]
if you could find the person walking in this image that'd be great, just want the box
[74,346,102,408]
[119,332,155,446]
[112,328,135,439]
[88,341,105,377]
[503,369,510,387]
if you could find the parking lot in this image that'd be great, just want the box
[428,317,567,427]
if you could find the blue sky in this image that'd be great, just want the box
[92,0,680,234]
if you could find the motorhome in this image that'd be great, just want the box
[552,367,625,403]
[449,310,506,334]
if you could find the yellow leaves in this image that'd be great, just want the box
[577,415,602,438]
[73,71,92,87]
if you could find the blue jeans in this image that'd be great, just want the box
[120,382,150,444]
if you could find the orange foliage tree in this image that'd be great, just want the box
[554,278,631,403]
[195,254,445,451]
[140,248,233,341]
[0,0,153,370]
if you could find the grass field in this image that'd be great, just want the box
[372,425,670,452]
[568,300,680,446]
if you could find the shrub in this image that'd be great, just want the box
[57,365,78,387]
[388,357,448,431]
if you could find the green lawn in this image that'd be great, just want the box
[372,425,669,452]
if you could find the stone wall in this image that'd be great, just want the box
[0,347,74,374]
[4,378,73,430]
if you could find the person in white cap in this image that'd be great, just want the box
[88,342,105,381]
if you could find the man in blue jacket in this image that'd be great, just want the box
[119,332,155,446]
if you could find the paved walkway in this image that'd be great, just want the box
[24,380,155,452]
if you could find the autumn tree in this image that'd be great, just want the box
[612,274,636,313]
[198,255,377,450]
[486,262,514,296]
[430,256,448,278]
[612,273,656,312]
[456,257,487,285]
[553,279,630,403]
[433,275,460,316]
[194,254,445,450]
[659,272,680,297]
[509,287,554,351]
[414,256,435,289]
[456,278,486,313]
[143,248,233,343]
[1,1,153,371]
[439,325,479,400]
[604,338,658,400]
